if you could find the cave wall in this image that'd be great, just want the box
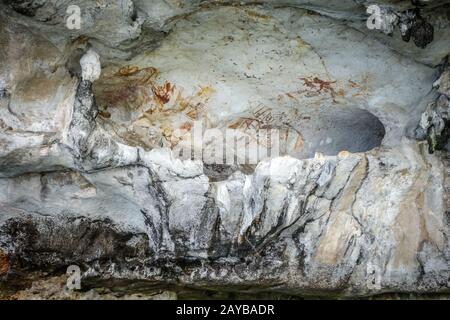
[0,0,449,298]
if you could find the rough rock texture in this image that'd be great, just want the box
[0,0,449,299]
[417,58,450,153]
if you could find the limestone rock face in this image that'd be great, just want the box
[417,60,450,153]
[0,0,449,298]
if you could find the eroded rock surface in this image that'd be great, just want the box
[0,0,449,298]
